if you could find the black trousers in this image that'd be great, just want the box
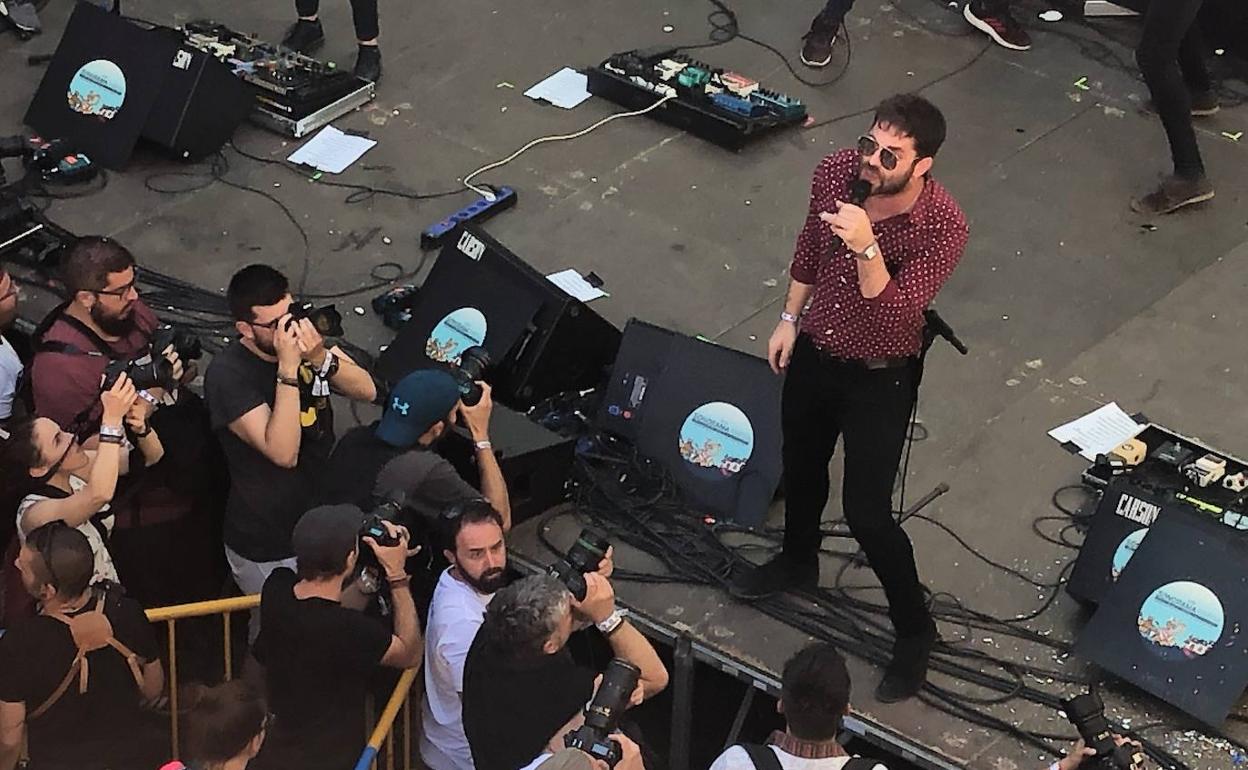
[1136,0,1211,179]
[295,0,379,41]
[812,0,1009,31]
[780,335,929,637]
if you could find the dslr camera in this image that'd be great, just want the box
[565,659,640,767]
[446,345,490,407]
[354,493,407,593]
[101,325,202,391]
[286,301,344,338]
[1061,692,1146,770]
[547,529,610,602]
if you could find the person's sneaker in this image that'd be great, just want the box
[1130,174,1214,216]
[1143,92,1221,117]
[962,1,1031,51]
[2,0,42,34]
[800,28,836,68]
[731,554,819,599]
[875,620,938,703]
[281,18,325,53]
[354,45,382,82]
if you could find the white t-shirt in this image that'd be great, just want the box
[17,475,119,586]
[710,746,886,770]
[0,334,22,420]
[419,567,494,770]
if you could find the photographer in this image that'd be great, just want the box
[252,504,421,769]
[710,643,886,770]
[0,264,22,425]
[1043,736,1144,770]
[2,374,162,591]
[324,368,511,529]
[28,236,219,608]
[462,573,667,770]
[206,265,376,631]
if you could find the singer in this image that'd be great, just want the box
[735,94,968,703]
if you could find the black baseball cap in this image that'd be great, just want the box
[291,504,366,576]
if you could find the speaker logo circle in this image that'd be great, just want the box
[1137,581,1224,659]
[427,307,487,365]
[68,59,127,120]
[679,402,754,481]
[1110,528,1147,581]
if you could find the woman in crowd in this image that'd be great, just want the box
[161,680,270,770]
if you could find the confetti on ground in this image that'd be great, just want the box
[1222,131,1243,142]
[1073,76,1090,91]
[1039,9,1063,21]
[496,81,514,89]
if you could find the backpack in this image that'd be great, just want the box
[739,744,882,770]
[28,586,146,720]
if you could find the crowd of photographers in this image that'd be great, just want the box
[0,240,1141,770]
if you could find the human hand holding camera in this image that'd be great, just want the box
[1054,736,1144,770]
[457,381,493,441]
[364,520,410,581]
[292,317,327,367]
[573,572,616,625]
[274,314,302,376]
[100,373,137,429]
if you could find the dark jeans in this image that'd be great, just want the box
[780,335,929,637]
[295,0,379,41]
[1136,0,1211,179]
[811,0,1009,32]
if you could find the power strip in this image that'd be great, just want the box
[420,186,517,249]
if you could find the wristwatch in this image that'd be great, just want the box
[855,241,880,260]
[595,609,626,635]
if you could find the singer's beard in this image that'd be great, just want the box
[859,161,915,197]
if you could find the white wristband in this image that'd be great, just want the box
[780,311,800,324]
[474,440,492,452]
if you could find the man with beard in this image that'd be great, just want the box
[419,502,614,770]
[735,94,968,704]
[205,264,376,638]
[26,237,220,608]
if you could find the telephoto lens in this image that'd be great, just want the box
[1061,693,1145,770]
[453,345,491,406]
[564,659,640,767]
[566,530,610,575]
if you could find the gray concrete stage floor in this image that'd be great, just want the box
[3,0,1247,767]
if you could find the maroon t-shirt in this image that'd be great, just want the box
[31,300,160,436]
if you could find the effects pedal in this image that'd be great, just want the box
[1106,438,1147,467]
[1223,471,1247,492]
[1183,453,1226,488]
[420,186,517,250]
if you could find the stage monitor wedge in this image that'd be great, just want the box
[141,31,252,160]
[25,3,177,169]
[378,226,621,408]
[1075,506,1248,725]
[596,319,783,526]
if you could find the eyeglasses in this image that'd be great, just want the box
[248,317,283,331]
[857,134,900,171]
[94,278,138,298]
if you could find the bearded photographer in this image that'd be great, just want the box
[252,504,421,770]
[28,236,221,607]
[462,573,667,770]
[205,264,376,637]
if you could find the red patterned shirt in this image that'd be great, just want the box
[790,148,968,359]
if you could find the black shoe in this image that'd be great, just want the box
[1143,91,1221,118]
[3,0,42,34]
[732,554,819,599]
[875,620,938,703]
[800,29,835,68]
[354,45,382,82]
[282,19,324,54]
[1130,174,1214,216]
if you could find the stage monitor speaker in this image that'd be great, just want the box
[1067,476,1165,606]
[379,225,621,408]
[595,319,782,526]
[377,240,545,384]
[437,405,576,527]
[24,3,177,169]
[141,31,251,160]
[1075,505,1248,725]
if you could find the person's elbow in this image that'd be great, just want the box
[265,447,299,469]
[140,661,165,702]
[644,661,670,697]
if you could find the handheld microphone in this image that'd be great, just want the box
[825,179,872,257]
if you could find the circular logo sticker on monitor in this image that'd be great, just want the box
[678,402,754,480]
[1137,581,1224,659]
[1110,528,1147,581]
[427,307,486,365]
[68,59,127,119]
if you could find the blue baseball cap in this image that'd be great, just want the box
[376,369,462,449]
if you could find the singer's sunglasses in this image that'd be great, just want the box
[857,135,901,171]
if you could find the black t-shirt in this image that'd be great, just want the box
[254,568,392,768]
[462,633,596,770]
[324,422,485,518]
[0,586,163,767]
[204,340,336,561]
